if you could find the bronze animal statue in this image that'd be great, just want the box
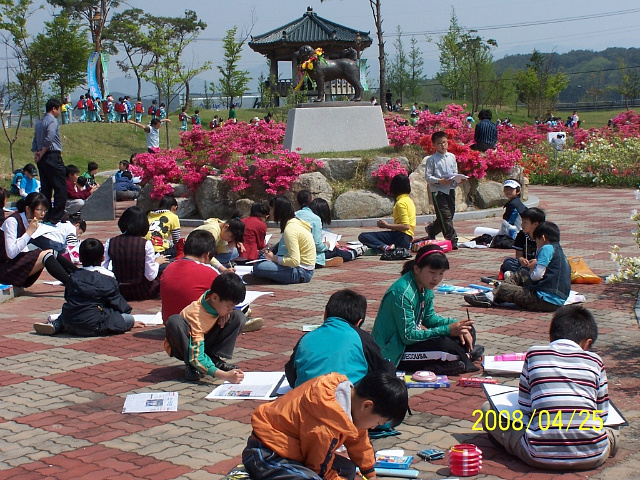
[295,45,363,102]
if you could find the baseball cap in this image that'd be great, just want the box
[24,165,37,176]
[503,179,520,189]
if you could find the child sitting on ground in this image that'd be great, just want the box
[145,195,181,257]
[30,215,86,259]
[285,289,395,388]
[498,179,527,239]
[33,238,135,336]
[482,305,618,470]
[82,161,99,187]
[65,164,97,216]
[242,370,408,480]
[164,273,247,382]
[499,207,545,279]
[237,202,269,262]
[358,174,416,254]
[18,164,40,198]
[194,217,245,273]
[465,221,570,312]
[114,160,141,201]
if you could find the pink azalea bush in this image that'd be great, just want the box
[371,158,409,194]
[131,122,322,198]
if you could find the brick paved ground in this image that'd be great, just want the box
[1,185,639,480]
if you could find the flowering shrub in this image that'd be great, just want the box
[132,121,322,198]
[608,190,640,284]
[371,158,408,194]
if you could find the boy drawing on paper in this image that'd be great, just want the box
[285,289,395,388]
[482,305,618,470]
[465,222,570,312]
[164,273,247,383]
[242,370,408,480]
[499,207,545,280]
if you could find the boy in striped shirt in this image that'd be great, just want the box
[483,305,618,470]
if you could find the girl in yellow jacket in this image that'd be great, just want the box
[253,195,316,284]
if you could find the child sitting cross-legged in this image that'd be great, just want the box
[33,238,135,336]
[499,207,545,280]
[481,305,618,470]
[242,370,408,480]
[164,273,247,383]
[465,221,570,312]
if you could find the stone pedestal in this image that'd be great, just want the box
[283,103,389,154]
[81,176,115,221]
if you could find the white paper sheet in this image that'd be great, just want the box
[482,355,525,374]
[265,234,272,244]
[445,173,469,183]
[234,265,254,277]
[206,372,286,400]
[43,280,64,286]
[235,291,274,309]
[30,223,58,239]
[321,230,342,250]
[482,384,627,427]
[134,312,163,326]
[122,392,178,413]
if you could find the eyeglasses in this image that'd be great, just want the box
[34,208,48,213]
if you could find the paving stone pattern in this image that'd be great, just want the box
[1,186,639,479]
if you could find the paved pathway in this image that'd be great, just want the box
[1,186,639,480]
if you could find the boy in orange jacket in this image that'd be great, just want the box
[242,371,408,480]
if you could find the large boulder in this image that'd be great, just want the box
[317,158,361,181]
[286,172,334,208]
[195,175,240,219]
[234,198,254,218]
[506,165,529,202]
[333,190,394,219]
[136,183,191,213]
[472,180,506,209]
[408,172,433,215]
[365,156,411,180]
[176,197,198,218]
[455,181,471,212]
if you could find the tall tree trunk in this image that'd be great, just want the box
[184,81,190,108]
[370,0,386,112]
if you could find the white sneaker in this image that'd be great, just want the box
[242,317,264,333]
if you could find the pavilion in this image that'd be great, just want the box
[248,7,372,102]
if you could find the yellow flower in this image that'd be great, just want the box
[315,48,323,56]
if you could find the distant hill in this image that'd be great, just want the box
[494,47,640,103]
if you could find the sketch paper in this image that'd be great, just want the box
[235,291,274,310]
[321,230,342,250]
[206,372,286,400]
[122,392,178,413]
[134,312,163,326]
[483,355,525,374]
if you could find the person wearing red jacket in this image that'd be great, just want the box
[65,164,97,216]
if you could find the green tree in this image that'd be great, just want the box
[103,8,153,101]
[514,50,568,118]
[486,69,515,112]
[47,0,120,95]
[613,61,640,110]
[386,26,409,105]
[0,0,46,170]
[215,25,251,110]
[435,8,463,100]
[31,13,92,100]
[407,36,424,103]
[456,31,496,113]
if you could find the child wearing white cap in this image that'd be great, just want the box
[499,179,526,239]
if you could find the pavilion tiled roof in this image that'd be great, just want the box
[249,7,372,49]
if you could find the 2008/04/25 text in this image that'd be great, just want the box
[472,409,605,431]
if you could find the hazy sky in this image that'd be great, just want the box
[26,0,640,93]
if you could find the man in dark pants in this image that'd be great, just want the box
[32,98,67,224]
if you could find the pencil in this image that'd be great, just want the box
[467,308,471,322]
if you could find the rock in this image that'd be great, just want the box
[195,175,240,219]
[235,198,254,218]
[135,183,154,212]
[455,181,471,212]
[171,183,190,198]
[473,180,506,209]
[176,197,198,218]
[333,190,394,219]
[365,156,410,180]
[408,172,433,214]
[317,158,361,181]
[287,172,334,208]
[81,176,115,221]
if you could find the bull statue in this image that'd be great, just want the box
[295,45,363,102]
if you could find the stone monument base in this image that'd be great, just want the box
[81,176,116,221]
[283,103,389,154]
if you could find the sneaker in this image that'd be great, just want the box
[464,363,481,373]
[382,244,395,253]
[469,344,485,362]
[242,317,264,333]
[324,257,344,268]
[212,356,239,372]
[33,321,56,335]
[504,271,514,281]
[185,364,202,381]
[424,360,466,376]
[464,293,493,308]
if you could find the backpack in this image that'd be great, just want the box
[102,100,109,114]
[147,105,155,116]
[135,103,143,114]
[76,99,85,109]
[191,116,197,125]
[86,98,93,110]
[115,103,124,113]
